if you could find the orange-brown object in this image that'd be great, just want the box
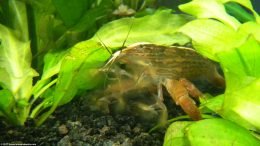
[103,43,225,121]
[164,78,202,120]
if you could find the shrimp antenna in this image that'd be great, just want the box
[96,33,113,55]
[96,33,113,89]
[121,18,134,50]
[103,18,134,70]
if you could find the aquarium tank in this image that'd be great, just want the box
[0,0,260,145]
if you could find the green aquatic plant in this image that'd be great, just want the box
[1,1,259,145]
[78,1,260,144]
[0,1,37,125]
[164,0,260,145]
[0,0,189,126]
[73,0,260,145]
[164,119,260,146]
[31,9,193,126]
[0,0,118,126]
[179,0,260,128]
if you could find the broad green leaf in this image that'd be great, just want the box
[41,50,67,80]
[0,89,15,114]
[163,121,192,146]
[93,10,193,49]
[59,39,110,91]
[222,78,260,130]
[179,0,241,29]
[35,40,110,126]
[0,0,37,100]
[52,0,89,27]
[196,35,260,130]
[32,49,67,100]
[217,35,260,90]
[0,89,19,125]
[230,36,260,77]
[187,119,260,146]
[70,0,113,33]
[224,2,255,22]
[164,119,260,146]
[8,0,29,41]
[220,0,260,23]
[179,19,247,61]
[0,25,38,100]
[0,0,39,125]
[200,94,224,114]
[56,40,109,106]
[239,22,260,41]
[221,0,253,10]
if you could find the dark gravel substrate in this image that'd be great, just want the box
[0,96,171,146]
[0,80,222,145]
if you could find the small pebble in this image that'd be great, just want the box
[58,135,72,146]
[66,120,82,129]
[99,126,110,135]
[58,124,68,135]
[133,127,141,134]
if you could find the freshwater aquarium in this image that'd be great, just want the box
[0,0,260,145]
